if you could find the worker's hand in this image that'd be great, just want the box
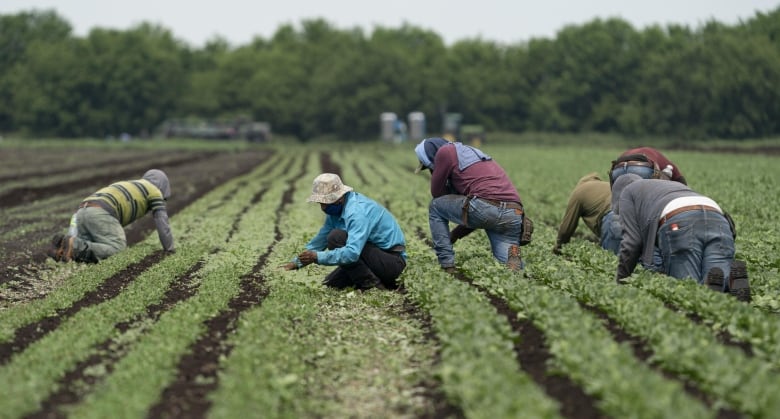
[297,250,318,266]
[282,262,297,271]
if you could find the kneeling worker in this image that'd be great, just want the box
[48,169,175,263]
[283,173,407,291]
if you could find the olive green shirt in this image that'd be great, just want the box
[555,173,612,245]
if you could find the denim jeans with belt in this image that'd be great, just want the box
[610,165,654,184]
[428,194,523,268]
[656,209,735,286]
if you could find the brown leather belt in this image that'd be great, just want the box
[462,196,523,226]
[475,197,524,211]
[613,160,654,170]
[79,200,105,209]
[659,205,721,227]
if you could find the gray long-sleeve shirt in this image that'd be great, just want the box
[614,179,702,279]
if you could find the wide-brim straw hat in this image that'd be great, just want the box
[307,173,353,204]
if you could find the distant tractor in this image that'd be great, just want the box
[241,122,272,142]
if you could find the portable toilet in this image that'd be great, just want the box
[380,112,397,141]
[408,112,426,141]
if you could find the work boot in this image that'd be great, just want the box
[728,260,751,303]
[704,267,724,292]
[442,266,456,275]
[356,273,383,291]
[506,244,523,272]
[322,268,353,289]
[47,234,75,262]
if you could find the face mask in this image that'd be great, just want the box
[323,202,344,216]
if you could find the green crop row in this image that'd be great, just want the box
[3,139,779,418]
[0,154,278,342]
[466,262,714,419]
[375,150,706,418]
[344,143,780,417]
[561,239,780,369]
[354,151,563,419]
[66,153,295,418]
[210,152,441,418]
[0,154,285,417]
[527,250,780,416]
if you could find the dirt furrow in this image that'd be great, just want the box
[0,252,167,365]
[415,228,604,419]
[148,154,309,417]
[24,260,206,419]
[0,152,216,209]
[582,304,743,418]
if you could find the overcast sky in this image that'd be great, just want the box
[2,0,778,47]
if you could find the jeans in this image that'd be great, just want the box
[656,209,735,287]
[599,210,621,255]
[429,195,523,268]
[610,165,654,184]
[322,229,406,289]
[72,206,127,262]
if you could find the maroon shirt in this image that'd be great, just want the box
[430,144,521,203]
[617,147,686,184]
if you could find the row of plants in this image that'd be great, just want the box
[527,230,780,415]
[210,154,440,417]
[0,153,282,416]
[3,139,779,417]
[341,151,563,418]
[352,142,780,416]
[565,244,780,366]
[0,149,204,196]
[63,152,295,417]
[369,151,717,418]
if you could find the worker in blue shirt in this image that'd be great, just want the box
[283,173,407,290]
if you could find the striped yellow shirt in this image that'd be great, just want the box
[84,179,165,226]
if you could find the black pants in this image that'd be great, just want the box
[322,229,406,289]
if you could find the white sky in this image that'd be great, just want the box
[2,0,778,47]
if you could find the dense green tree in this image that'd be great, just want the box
[80,24,186,136]
[527,18,644,133]
[176,37,231,118]
[0,9,72,132]
[6,38,86,136]
[2,6,780,140]
[446,39,516,131]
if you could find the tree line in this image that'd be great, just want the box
[1,8,779,141]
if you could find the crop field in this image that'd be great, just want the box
[1,138,779,418]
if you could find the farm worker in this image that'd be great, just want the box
[283,173,407,291]
[607,146,688,266]
[553,172,620,255]
[413,137,525,273]
[609,146,687,186]
[47,169,175,263]
[611,174,745,297]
